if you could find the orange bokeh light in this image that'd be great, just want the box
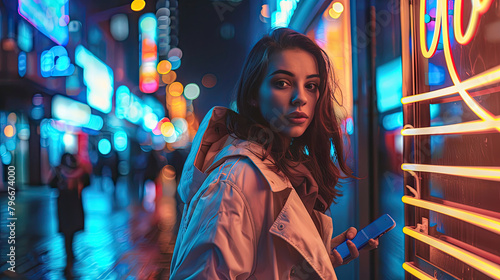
[168,82,184,97]
[162,71,177,84]
[4,125,15,138]
[157,60,172,74]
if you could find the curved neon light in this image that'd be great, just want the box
[402,196,500,234]
[413,0,500,132]
[403,227,500,279]
[402,163,500,181]
[402,263,435,280]
[453,0,493,45]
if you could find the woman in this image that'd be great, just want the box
[170,28,378,279]
[50,153,90,277]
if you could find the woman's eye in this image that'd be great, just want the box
[306,83,318,91]
[275,80,290,88]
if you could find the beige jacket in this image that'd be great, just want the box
[170,107,337,280]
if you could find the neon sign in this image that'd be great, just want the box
[402,0,499,137]
[75,45,114,114]
[40,46,75,77]
[139,13,159,93]
[18,0,69,46]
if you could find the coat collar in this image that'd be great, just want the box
[178,107,291,204]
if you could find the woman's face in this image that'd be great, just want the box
[258,48,320,139]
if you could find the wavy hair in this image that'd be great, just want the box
[227,28,354,205]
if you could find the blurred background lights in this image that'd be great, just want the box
[329,2,344,19]
[7,113,17,124]
[171,118,187,133]
[59,15,70,26]
[168,82,184,96]
[131,0,146,12]
[157,60,172,74]
[17,20,33,52]
[167,48,183,59]
[110,14,129,41]
[4,125,15,138]
[162,71,177,84]
[202,74,217,88]
[168,56,181,70]
[143,112,159,131]
[98,139,112,155]
[32,94,43,106]
[114,131,128,152]
[184,83,200,100]
[220,23,235,40]
[31,107,44,120]
[18,52,27,77]
[332,2,344,13]
[161,122,175,137]
[261,4,270,18]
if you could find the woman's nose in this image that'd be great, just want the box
[291,88,307,106]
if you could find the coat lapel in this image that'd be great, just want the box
[269,190,337,280]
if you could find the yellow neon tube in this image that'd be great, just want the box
[403,227,500,279]
[401,119,500,136]
[453,0,493,45]
[419,0,442,58]
[401,163,500,181]
[402,262,435,280]
[402,196,500,234]
[401,65,500,104]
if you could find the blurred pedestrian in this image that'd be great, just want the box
[49,153,90,278]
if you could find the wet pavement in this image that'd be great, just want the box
[0,177,177,279]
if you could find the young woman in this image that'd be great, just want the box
[170,28,378,279]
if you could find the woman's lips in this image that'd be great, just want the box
[287,117,308,124]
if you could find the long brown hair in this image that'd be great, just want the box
[227,28,354,205]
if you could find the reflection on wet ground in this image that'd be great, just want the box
[0,177,177,279]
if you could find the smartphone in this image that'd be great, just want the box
[332,214,396,261]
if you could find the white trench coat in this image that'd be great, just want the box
[170,107,337,280]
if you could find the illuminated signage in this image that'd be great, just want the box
[41,46,75,77]
[52,95,103,130]
[139,13,159,93]
[272,0,300,28]
[403,0,499,136]
[18,0,69,46]
[75,45,114,114]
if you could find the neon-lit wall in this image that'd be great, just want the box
[18,0,69,45]
[401,0,500,278]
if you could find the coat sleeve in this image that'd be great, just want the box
[170,179,256,280]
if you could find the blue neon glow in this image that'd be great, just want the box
[428,62,445,86]
[18,52,27,77]
[52,95,91,125]
[114,131,128,152]
[376,57,403,113]
[75,45,114,114]
[168,56,181,70]
[40,46,75,77]
[382,111,403,131]
[17,20,33,52]
[31,106,44,120]
[430,103,440,119]
[18,0,69,45]
[272,0,300,28]
[110,14,129,41]
[1,150,12,165]
[115,85,144,124]
[98,139,112,155]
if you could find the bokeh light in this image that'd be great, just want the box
[168,56,181,70]
[32,94,43,106]
[162,71,177,84]
[114,131,128,152]
[261,4,270,18]
[202,74,217,88]
[110,14,129,41]
[7,113,17,124]
[161,122,175,137]
[98,139,112,155]
[168,48,183,59]
[172,118,188,133]
[131,0,146,12]
[143,112,159,131]
[31,107,44,120]
[332,2,344,13]
[157,60,172,74]
[184,83,200,100]
[168,82,184,96]
[220,23,235,39]
[4,125,15,138]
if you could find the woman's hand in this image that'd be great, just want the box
[329,227,379,268]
